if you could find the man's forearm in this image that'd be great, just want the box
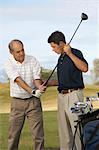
[15,76,32,94]
[68,53,88,72]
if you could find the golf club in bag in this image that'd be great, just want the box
[44,13,88,86]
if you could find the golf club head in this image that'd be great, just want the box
[81,13,88,20]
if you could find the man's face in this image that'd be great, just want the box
[11,42,25,63]
[50,42,64,54]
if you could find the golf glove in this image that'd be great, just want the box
[31,89,43,98]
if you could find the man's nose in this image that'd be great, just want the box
[20,51,24,56]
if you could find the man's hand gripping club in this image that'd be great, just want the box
[31,82,46,98]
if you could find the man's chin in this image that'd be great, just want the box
[19,58,24,63]
[57,52,61,54]
[56,51,61,54]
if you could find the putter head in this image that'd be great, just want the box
[81,13,88,20]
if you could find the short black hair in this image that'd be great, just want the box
[48,31,66,45]
[8,39,23,52]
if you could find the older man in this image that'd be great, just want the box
[5,39,46,150]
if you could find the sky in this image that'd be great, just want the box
[0,0,99,75]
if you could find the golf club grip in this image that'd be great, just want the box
[43,64,57,86]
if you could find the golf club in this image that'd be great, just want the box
[68,13,88,44]
[44,13,88,86]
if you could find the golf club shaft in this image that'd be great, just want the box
[44,64,57,86]
[68,19,82,44]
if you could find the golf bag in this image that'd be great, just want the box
[83,120,99,150]
[80,109,99,150]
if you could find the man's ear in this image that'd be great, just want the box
[59,41,64,47]
[10,49,13,54]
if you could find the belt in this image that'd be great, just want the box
[13,96,33,100]
[59,88,82,94]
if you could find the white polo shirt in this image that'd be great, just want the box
[5,54,41,99]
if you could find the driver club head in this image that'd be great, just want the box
[81,13,88,20]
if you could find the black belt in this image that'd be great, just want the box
[59,88,82,94]
[13,96,33,100]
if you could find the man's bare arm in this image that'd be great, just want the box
[15,76,33,94]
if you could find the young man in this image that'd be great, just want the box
[47,31,88,150]
[5,39,46,150]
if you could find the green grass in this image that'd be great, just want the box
[0,83,99,149]
[0,111,59,150]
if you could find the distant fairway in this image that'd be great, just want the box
[0,83,99,113]
[0,84,58,113]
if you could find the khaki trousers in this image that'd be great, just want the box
[57,89,84,150]
[8,97,44,150]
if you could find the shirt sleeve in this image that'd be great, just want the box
[5,60,20,82]
[79,51,88,65]
[74,49,88,65]
[32,57,41,80]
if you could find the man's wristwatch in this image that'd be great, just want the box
[31,90,35,94]
[31,89,42,98]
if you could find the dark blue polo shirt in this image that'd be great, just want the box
[57,48,88,92]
